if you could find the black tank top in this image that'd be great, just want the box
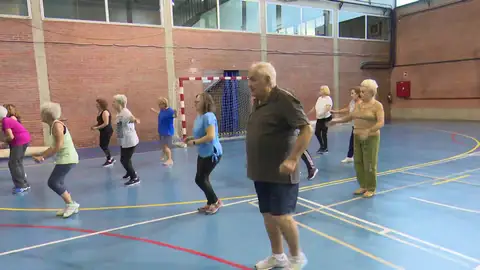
[97,110,112,132]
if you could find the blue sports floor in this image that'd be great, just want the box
[1,121,480,270]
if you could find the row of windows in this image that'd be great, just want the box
[0,0,390,40]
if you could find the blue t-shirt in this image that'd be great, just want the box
[158,107,175,136]
[193,112,223,158]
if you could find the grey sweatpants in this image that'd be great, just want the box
[9,143,29,188]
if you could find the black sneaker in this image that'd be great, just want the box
[122,174,130,180]
[307,168,318,180]
[124,177,140,186]
[102,158,116,167]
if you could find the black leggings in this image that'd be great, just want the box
[315,116,332,150]
[120,146,137,178]
[301,150,315,171]
[99,129,113,159]
[347,127,354,158]
[196,155,221,205]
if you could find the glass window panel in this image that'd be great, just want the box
[43,0,107,22]
[173,0,218,29]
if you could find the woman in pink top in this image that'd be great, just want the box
[0,105,31,194]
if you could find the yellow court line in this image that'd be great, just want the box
[297,197,480,265]
[295,221,404,269]
[433,175,470,186]
[1,127,479,212]
[410,197,480,214]
[295,202,471,267]
[248,201,404,270]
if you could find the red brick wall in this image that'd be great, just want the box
[0,18,43,145]
[267,35,334,119]
[43,21,167,147]
[339,39,391,119]
[0,18,391,147]
[392,0,480,109]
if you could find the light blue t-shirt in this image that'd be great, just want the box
[193,112,223,158]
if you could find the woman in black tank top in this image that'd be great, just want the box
[91,99,115,167]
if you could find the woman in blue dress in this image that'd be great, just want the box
[185,92,223,215]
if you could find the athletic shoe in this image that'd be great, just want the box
[288,252,308,270]
[102,158,115,167]
[307,168,318,180]
[57,202,80,218]
[255,254,289,269]
[125,177,140,186]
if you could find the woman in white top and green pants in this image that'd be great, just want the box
[33,102,80,218]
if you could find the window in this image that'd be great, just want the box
[108,0,161,25]
[43,0,107,22]
[339,11,365,39]
[301,7,332,37]
[0,0,28,16]
[367,16,389,40]
[267,4,301,35]
[173,0,218,29]
[267,4,332,37]
[396,0,419,6]
[219,0,259,32]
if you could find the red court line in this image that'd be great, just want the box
[0,224,250,270]
[451,133,466,146]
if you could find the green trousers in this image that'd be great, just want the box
[354,135,380,192]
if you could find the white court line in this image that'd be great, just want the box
[295,201,471,267]
[410,197,480,214]
[0,198,257,257]
[298,197,480,265]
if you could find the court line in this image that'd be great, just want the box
[248,202,404,270]
[433,174,470,186]
[456,180,480,187]
[410,197,480,214]
[295,168,480,217]
[1,126,479,212]
[0,224,250,270]
[298,197,480,265]
[295,201,471,267]
[0,198,257,257]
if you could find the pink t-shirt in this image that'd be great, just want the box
[2,117,31,146]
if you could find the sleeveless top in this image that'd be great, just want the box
[97,110,113,132]
[50,120,79,165]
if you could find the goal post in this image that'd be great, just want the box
[176,76,251,144]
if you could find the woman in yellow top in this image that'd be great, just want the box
[330,79,385,198]
[33,102,80,218]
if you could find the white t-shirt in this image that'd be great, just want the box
[315,96,333,119]
[115,108,139,148]
[349,100,356,113]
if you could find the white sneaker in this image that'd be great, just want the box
[288,252,308,270]
[341,157,354,163]
[62,202,80,218]
[255,254,289,269]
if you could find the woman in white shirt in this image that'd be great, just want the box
[308,85,333,154]
[112,94,141,187]
[331,86,361,163]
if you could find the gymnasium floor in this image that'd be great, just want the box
[0,121,479,270]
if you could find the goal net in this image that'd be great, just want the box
[176,76,252,144]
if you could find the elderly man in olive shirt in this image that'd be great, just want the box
[246,62,312,270]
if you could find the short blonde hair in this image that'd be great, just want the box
[158,97,168,107]
[320,85,330,96]
[40,102,62,120]
[113,94,128,108]
[361,79,378,95]
[249,62,277,87]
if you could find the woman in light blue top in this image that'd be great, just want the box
[185,92,223,215]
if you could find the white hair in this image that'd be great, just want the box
[40,102,62,120]
[0,106,7,119]
[113,94,128,108]
[250,62,277,87]
[361,79,378,95]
